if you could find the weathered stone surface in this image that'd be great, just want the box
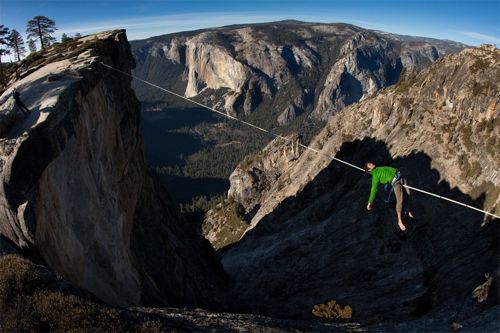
[184,32,251,98]
[0,28,496,333]
[277,104,297,125]
[228,133,304,213]
[200,134,305,250]
[220,45,500,326]
[133,306,365,332]
[2,253,496,333]
[134,302,500,332]
[202,198,248,250]
[0,30,227,309]
[312,31,401,119]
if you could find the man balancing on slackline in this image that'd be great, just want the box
[364,162,414,231]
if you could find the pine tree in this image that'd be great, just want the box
[28,39,37,53]
[61,33,71,43]
[26,16,57,50]
[0,25,11,64]
[9,30,26,62]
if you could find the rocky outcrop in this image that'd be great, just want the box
[201,199,248,251]
[399,42,439,71]
[0,30,226,309]
[137,303,500,333]
[311,32,444,119]
[184,32,251,97]
[2,253,498,333]
[312,31,401,119]
[277,105,297,125]
[1,253,368,332]
[131,21,466,123]
[219,45,499,326]
[201,134,304,250]
[228,134,304,213]
[134,306,364,332]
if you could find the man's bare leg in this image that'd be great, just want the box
[402,178,414,219]
[394,183,407,231]
[397,211,406,231]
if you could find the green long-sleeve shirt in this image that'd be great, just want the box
[368,166,397,204]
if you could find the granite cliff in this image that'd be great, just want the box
[214,45,499,330]
[0,30,226,309]
[203,134,304,249]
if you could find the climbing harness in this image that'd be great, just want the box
[100,62,500,220]
[391,170,401,187]
[384,184,393,203]
[385,170,402,203]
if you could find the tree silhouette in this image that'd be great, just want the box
[27,39,37,53]
[26,16,57,50]
[61,33,71,43]
[0,25,10,64]
[9,30,26,62]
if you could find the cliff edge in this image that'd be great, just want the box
[0,30,226,309]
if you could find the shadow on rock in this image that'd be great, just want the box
[221,138,499,326]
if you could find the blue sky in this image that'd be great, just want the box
[0,0,499,50]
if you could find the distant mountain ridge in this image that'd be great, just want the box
[372,29,468,51]
[131,20,467,123]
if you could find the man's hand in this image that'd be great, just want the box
[367,203,372,211]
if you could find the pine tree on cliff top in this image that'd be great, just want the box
[9,30,26,62]
[26,16,57,50]
[27,39,37,53]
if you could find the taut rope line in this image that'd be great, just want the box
[100,62,499,220]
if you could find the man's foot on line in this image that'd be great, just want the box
[398,221,406,231]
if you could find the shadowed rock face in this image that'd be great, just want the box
[218,45,499,326]
[0,31,227,309]
[222,139,499,324]
[131,21,467,123]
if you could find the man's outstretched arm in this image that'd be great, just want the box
[367,175,379,210]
